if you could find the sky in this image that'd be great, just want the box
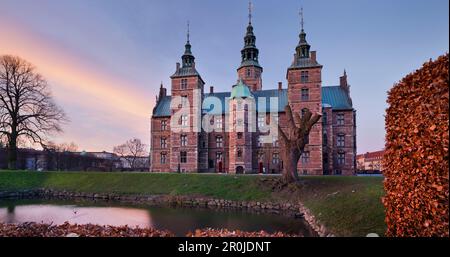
[0,0,448,153]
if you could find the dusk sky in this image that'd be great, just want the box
[0,0,448,153]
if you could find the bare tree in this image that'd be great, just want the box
[45,141,78,152]
[113,138,149,171]
[278,105,321,183]
[0,55,67,169]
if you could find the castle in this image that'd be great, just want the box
[150,7,356,175]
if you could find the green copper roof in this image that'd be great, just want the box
[152,85,353,117]
[230,80,253,99]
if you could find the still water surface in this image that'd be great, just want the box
[0,199,316,236]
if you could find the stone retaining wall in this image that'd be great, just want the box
[0,189,332,237]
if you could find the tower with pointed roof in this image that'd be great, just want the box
[169,22,206,173]
[286,7,323,175]
[237,1,263,92]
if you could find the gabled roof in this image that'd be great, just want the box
[152,85,353,117]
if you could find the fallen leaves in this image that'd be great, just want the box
[0,223,300,237]
[383,54,449,237]
[0,222,174,237]
[186,228,300,237]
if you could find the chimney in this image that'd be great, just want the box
[278,82,283,90]
[310,51,317,61]
[176,62,180,71]
[158,83,167,101]
[210,86,214,94]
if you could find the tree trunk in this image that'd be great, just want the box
[282,147,302,183]
[7,134,17,170]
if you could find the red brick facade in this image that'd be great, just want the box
[150,19,356,175]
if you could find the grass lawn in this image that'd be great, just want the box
[0,170,385,236]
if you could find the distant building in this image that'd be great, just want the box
[356,150,384,173]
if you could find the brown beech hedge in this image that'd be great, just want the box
[383,54,449,237]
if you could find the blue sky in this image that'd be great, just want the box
[0,0,448,153]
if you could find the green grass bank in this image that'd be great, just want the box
[0,170,385,236]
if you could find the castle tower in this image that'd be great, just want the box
[228,79,255,173]
[286,8,323,175]
[169,22,205,172]
[237,1,263,91]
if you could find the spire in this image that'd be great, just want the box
[248,0,253,25]
[182,20,195,67]
[187,20,190,44]
[288,7,321,70]
[296,6,310,58]
[239,1,260,68]
[300,7,304,32]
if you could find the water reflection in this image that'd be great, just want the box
[0,204,152,228]
[0,199,315,236]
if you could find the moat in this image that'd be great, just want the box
[0,199,316,236]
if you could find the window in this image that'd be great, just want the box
[303,170,308,175]
[181,79,188,89]
[271,114,279,125]
[180,151,187,163]
[181,135,187,146]
[258,136,264,147]
[272,153,280,164]
[301,151,310,164]
[246,68,251,78]
[181,96,188,106]
[237,119,243,127]
[160,153,167,164]
[322,112,327,124]
[216,152,223,161]
[161,137,167,148]
[301,88,309,101]
[338,153,345,165]
[161,120,167,131]
[216,136,223,148]
[301,71,309,83]
[337,114,345,126]
[301,108,309,118]
[323,133,328,146]
[237,132,243,139]
[258,152,264,161]
[181,115,188,126]
[337,134,345,147]
[272,136,279,147]
[258,116,265,129]
[237,149,242,158]
[208,159,214,168]
[215,116,223,129]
